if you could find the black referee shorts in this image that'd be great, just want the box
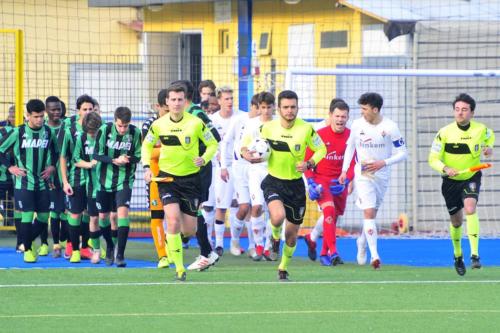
[157,171,200,217]
[261,174,306,225]
[441,171,482,215]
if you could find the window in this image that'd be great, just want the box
[219,29,229,54]
[258,29,272,55]
[320,30,348,48]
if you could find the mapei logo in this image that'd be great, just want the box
[21,139,49,149]
[106,140,131,151]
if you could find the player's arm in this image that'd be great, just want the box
[303,146,315,179]
[220,118,235,170]
[384,126,407,167]
[127,128,142,164]
[303,127,326,171]
[41,130,57,180]
[73,138,93,169]
[197,123,218,167]
[0,128,25,176]
[93,126,123,166]
[141,125,159,183]
[240,127,261,163]
[428,130,448,174]
[196,111,221,142]
[339,129,355,184]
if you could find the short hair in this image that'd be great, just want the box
[82,111,102,134]
[76,94,95,110]
[171,80,194,100]
[166,83,187,99]
[251,93,259,107]
[277,90,298,107]
[330,101,350,113]
[114,106,131,123]
[60,100,67,118]
[45,96,60,106]
[198,80,216,93]
[358,92,383,110]
[453,93,476,112]
[157,89,168,106]
[258,91,275,106]
[200,100,209,109]
[329,98,345,112]
[92,97,99,107]
[215,86,233,99]
[26,99,45,114]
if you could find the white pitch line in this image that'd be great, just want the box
[1,309,500,319]
[1,280,500,288]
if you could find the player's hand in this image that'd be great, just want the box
[296,161,308,173]
[483,146,493,157]
[8,166,26,177]
[40,166,55,179]
[363,160,386,173]
[90,160,98,168]
[443,166,459,177]
[220,168,229,182]
[144,168,152,183]
[194,157,205,167]
[113,156,127,166]
[338,172,347,185]
[242,149,263,164]
[330,179,348,196]
[63,182,74,196]
[307,178,322,201]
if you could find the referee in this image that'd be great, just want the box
[428,93,495,276]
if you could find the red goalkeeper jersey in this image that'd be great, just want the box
[305,126,355,180]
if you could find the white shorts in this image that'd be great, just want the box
[232,162,250,204]
[248,164,268,206]
[202,164,217,208]
[354,176,389,210]
[215,167,234,209]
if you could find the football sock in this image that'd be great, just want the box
[230,216,245,241]
[466,213,479,257]
[322,206,336,255]
[246,220,255,249]
[166,233,184,273]
[80,218,90,249]
[59,213,68,242]
[15,211,22,246]
[50,216,61,244]
[196,212,212,257]
[89,230,101,250]
[214,219,225,248]
[251,215,265,247]
[112,229,118,246]
[310,215,323,242]
[117,220,130,258]
[449,224,462,257]
[151,217,167,258]
[38,218,49,245]
[363,219,379,260]
[278,243,296,271]
[271,224,282,241]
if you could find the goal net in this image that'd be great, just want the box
[285,67,500,237]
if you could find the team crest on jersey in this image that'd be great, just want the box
[469,182,477,192]
[294,144,301,151]
[474,144,479,152]
[185,136,191,144]
[151,200,158,207]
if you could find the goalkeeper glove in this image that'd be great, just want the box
[307,178,322,201]
[330,178,349,196]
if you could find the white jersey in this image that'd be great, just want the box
[220,112,250,168]
[342,116,407,180]
[210,110,239,168]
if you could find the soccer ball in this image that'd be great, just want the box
[248,137,271,161]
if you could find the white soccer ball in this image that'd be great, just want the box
[248,137,271,161]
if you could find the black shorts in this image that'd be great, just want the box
[49,188,66,214]
[261,175,306,225]
[157,171,200,217]
[442,171,481,215]
[67,186,87,214]
[14,189,50,213]
[199,161,212,203]
[87,197,99,217]
[96,188,132,214]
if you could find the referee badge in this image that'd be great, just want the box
[469,182,477,192]
[185,136,191,144]
[474,144,479,152]
[151,199,158,207]
[294,144,301,151]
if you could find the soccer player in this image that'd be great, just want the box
[141,89,170,268]
[172,80,221,271]
[94,106,141,267]
[44,96,68,258]
[142,83,218,281]
[428,93,494,276]
[258,90,326,280]
[59,94,95,261]
[0,99,57,263]
[0,113,15,248]
[241,91,275,260]
[198,80,216,102]
[73,111,103,263]
[210,86,239,256]
[303,100,355,266]
[339,92,407,269]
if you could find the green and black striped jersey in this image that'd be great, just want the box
[0,124,56,191]
[47,122,63,188]
[94,122,141,192]
[73,133,98,198]
[0,126,14,184]
[59,120,86,187]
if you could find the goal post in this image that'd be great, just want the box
[285,67,500,237]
